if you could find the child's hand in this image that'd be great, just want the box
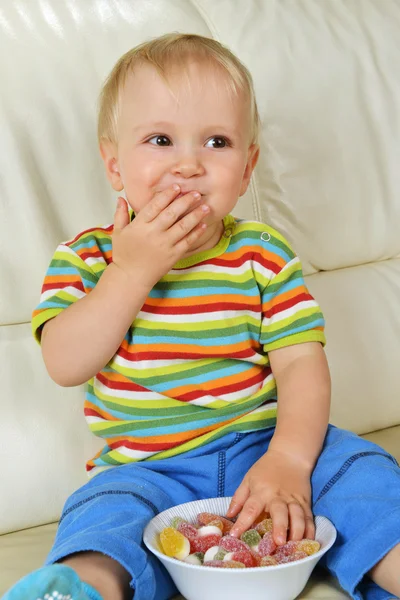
[112,185,209,287]
[226,448,315,545]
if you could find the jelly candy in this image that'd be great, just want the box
[198,525,223,537]
[204,560,246,569]
[160,527,190,559]
[184,553,204,565]
[275,551,308,564]
[258,532,277,557]
[220,535,249,553]
[214,548,228,560]
[190,534,221,554]
[240,529,261,547]
[260,555,278,567]
[177,521,198,540]
[274,540,301,558]
[197,512,234,534]
[297,539,320,556]
[170,516,185,529]
[229,550,258,568]
[203,545,221,562]
[208,519,224,532]
[255,518,273,536]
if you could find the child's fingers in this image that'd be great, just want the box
[304,507,316,540]
[287,501,306,541]
[113,197,130,232]
[229,496,264,538]
[226,482,250,519]
[269,498,289,545]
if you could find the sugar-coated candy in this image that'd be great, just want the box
[170,516,185,529]
[198,525,223,537]
[255,518,273,536]
[260,555,278,567]
[208,519,224,532]
[203,545,221,562]
[274,540,301,558]
[197,512,234,534]
[190,534,221,554]
[297,539,321,556]
[214,548,228,560]
[258,532,277,557]
[177,521,198,540]
[229,550,258,568]
[184,553,203,565]
[275,551,308,564]
[160,527,190,560]
[240,529,261,547]
[204,560,246,569]
[220,535,249,553]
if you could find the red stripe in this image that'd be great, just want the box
[264,292,312,318]
[188,251,281,274]
[42,281,84,293]
[65,224,113,246]
[142,302,259,314]
[117,346,259,363]
[177,370,267,401]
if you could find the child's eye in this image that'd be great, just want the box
[205,136,229,149]
[147,135,171,146]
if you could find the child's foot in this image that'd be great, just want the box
[2,564,104,600]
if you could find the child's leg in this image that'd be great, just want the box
[58,550,133,599]
[367,543,400,597]
[310,425,400,600]
[4,431,243,600]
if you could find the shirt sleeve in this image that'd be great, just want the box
[31,243,98,344]
[260,254,326,353]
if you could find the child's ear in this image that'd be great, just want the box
[99,139,124,192]
[239,144,260,197]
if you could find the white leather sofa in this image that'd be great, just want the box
[1,1,399,598]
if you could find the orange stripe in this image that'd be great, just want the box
[44,275,81,284]
[104,414,242,446]
[142,294,261,308]
[168,364,262,397]
[120,339,260,355]
[262,285,308,310]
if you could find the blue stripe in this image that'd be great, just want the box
[262,319,325,345]
[150,286,259,298]
[132,331,260,345]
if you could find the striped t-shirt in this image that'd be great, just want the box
[32,213,326,479]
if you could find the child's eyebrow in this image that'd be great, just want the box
[133,121,240,137]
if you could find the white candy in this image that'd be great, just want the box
[252,543,260,553]
[203,545,220,562]
[223,552,235,561]
[184,553,203,565]
[174,536,190,560]
[197,525,223,537]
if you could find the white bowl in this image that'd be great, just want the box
[143,497,337,600]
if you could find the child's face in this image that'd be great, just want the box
[101,60,259,231]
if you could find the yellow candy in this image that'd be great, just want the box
[208,519,224,532]
[260,555,278,567]
[297,539,321,556]
[222,560,246,569]
[255,518,273,536]
[160,527,190,560]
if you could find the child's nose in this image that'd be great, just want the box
[171,151,205,178]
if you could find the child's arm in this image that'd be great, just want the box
[41,186,209,387]
[227,341,331,544]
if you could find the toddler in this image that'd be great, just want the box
[4,33,400,600]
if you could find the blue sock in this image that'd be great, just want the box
[3,564,105,600]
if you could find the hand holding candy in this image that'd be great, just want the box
[226,449,315,545]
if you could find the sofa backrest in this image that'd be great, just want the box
[1,0,399,534]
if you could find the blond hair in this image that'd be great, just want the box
[97,32,260,146]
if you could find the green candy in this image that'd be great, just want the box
[241,528,261,547]
[194,552,205,563]
[214,549,227,560]
[170,516,185,529]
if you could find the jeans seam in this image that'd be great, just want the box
[218,451,226,497]
[315,451,397,504]
[59,490,159,525]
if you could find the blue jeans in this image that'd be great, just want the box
[45,425,400,600]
